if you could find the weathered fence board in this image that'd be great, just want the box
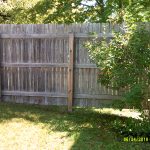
[0,23,132,108]
[68,33,74,112]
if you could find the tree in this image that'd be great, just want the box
[85,0,150,110]
[0,0,41,23]
[1,0,149,24]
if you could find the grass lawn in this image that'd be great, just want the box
[0,102,149,150]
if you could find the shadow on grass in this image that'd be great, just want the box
[0,102,149,150]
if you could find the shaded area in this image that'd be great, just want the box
[0,102,149,149]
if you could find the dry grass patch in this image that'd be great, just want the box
[0,118,74,150]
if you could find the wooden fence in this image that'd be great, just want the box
[0,24,126,110]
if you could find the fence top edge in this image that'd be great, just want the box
[0,33,114,38]
[0,22,149,35]
[0,22,149,25]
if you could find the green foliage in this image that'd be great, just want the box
[111,85,144,110]
[85,23,150,108]
[85,0,150,108]
[112,117,150,137]
[0,0,88,23]
[86,26,150,89]
[1,0,150,24]
[123,84,144,109]
[111,100,126,110]
[0,0,42,23]
[108,0,150,23]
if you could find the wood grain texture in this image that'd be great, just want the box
[1,23,148,107]
[68,33,74,112]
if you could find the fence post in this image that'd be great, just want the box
[68,33,75,112]
[0,36,1,100]
[0,66,2,102]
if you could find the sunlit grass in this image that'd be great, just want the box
[94,108,142,119]
[0,102,149,150]
[0,118,74,150]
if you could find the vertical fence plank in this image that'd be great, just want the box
[0,38,2,99]
[0,68,2,101]
[2,23,148,107]
[68,33,75,112]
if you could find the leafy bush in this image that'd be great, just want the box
[123,84,144,109]
[111,84,144,110]
[111,118,150,137]
[85,22,150,110]
[86,25,150,89]
[111,100,126,110]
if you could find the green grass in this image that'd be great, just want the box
[0,102,149,150]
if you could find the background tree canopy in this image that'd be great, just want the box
[83,1,150,109]
[0,0,150,24]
